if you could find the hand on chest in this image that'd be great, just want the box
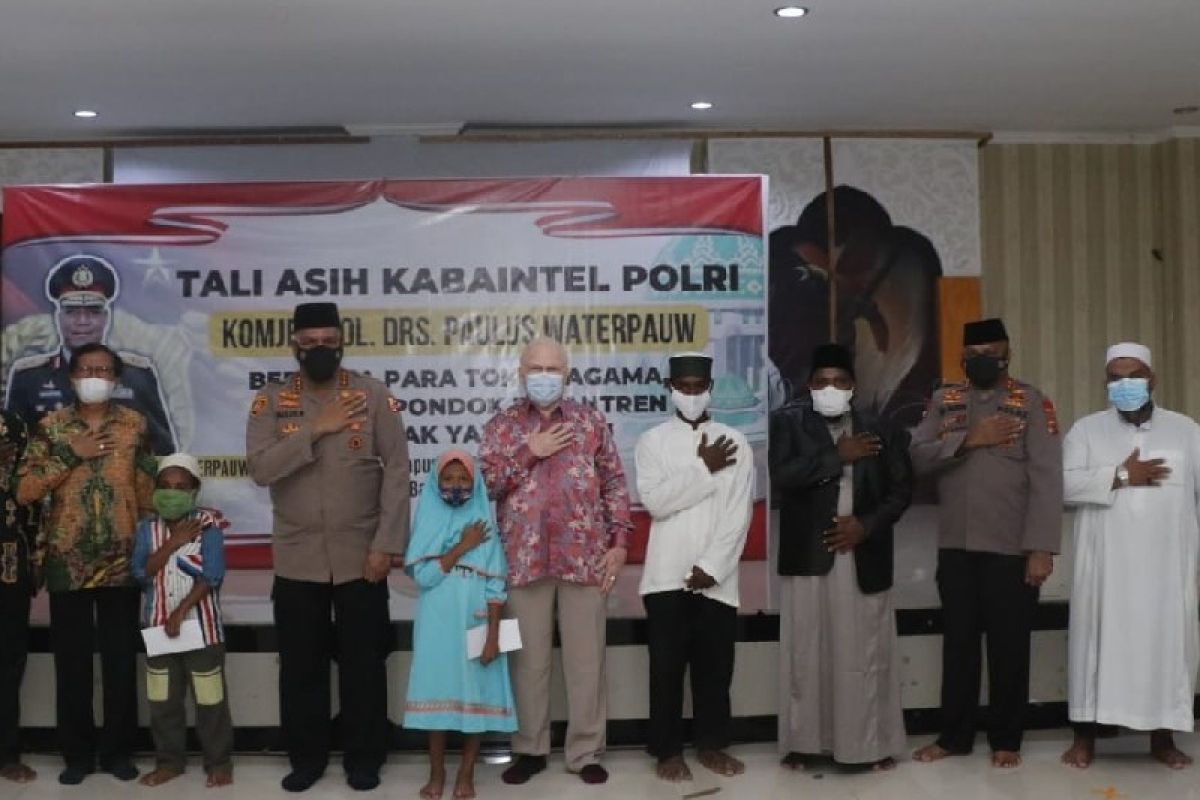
[278,388,375,455]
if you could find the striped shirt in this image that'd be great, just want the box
[131,508,228,646]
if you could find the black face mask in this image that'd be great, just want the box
[964,354,1006,389]
[298,346,342,383]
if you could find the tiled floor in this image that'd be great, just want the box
[5,732,1200,800]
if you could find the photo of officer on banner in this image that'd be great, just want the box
[3,254,177,454]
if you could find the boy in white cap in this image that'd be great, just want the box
[131,453,233,787]
[1061,342,1200,770]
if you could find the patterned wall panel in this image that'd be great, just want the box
[979,142,1168,428]
[1161,138,1200,414]
[0,148,105,211]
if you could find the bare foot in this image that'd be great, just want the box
[420,769,446,800]
[1151,731,1193,770]
[913,743,962,763]
[656,755,692,782]
[992,750,1022,768]
[872,757,897,772]
[698,749,745,777]
[780,752,806,771]
[452,770,476,800]
[206,767,233,788]
[0,763,37,783]
[139,768,183,787]
[1061,735,1095,769]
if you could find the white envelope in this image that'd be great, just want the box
[141,619,205,657]
[466,618,522,660]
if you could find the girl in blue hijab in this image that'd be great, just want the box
[404,449,516,799]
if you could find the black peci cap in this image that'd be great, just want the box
[293,302,341,331]
[963,318,1009,346]
[809,342,855,378]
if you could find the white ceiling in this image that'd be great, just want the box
[2,0,1199,140]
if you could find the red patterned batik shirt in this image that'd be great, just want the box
[480,399,633,588]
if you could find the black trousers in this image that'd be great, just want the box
[0,582,31,767]
[49,586,142,769]
[643,590,737,759]
[935,548,1039,754]
[273,576,391,774]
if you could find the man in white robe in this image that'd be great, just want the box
[1062,342,1200,769]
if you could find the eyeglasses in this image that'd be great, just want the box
[73,366,115,378]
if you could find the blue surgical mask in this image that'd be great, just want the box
[525,372,564,407]
[440,486,471,507]
[1107,378,1150,412]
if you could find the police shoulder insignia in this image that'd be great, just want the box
[277,390,301,410]
[281,422,301,435]
[251,394,269,416]
[388,397,402,415]
[117,352,153,369]
[1043,397,1059,435]
[10,353,53,371]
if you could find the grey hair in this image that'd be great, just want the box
[519,336,569,368]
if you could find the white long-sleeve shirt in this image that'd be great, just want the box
[635,416,754,608]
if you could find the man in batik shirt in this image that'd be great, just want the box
[0,411,37,784]
[481,337,633,787]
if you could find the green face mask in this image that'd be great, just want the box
[153,488,196,520]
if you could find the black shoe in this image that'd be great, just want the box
[58,766,93,785]
[282,766,325,792]
[346,770,380,791]
[578,764,609,785]
[102,760,139,781]
[501,755,547,785]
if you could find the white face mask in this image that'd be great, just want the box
[73,377,116,405]
[811,386,853,418]
[524,372,564,407]
[670,389,711,422]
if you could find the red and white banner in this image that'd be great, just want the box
[2,177,768,567]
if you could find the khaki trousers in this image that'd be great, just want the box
[506,579,607,770]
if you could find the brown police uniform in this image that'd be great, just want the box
[246,368,410,582]
[245,367,409,777]
[910,377,1063,755]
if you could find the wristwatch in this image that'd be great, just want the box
[1116,465,1130,487]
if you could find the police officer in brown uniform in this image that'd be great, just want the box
[909,318,1063,769]
[246,302,410,793]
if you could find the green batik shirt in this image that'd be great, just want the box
[15,404,157,592]
[0,410,37,592]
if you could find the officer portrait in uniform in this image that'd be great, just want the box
[3,254,177,455]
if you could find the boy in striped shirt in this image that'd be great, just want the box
[131,453,232,787]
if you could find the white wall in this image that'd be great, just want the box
[112,137,694,184]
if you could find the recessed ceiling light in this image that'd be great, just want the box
[1173,105,1199,116]
[774,6,809,18]
[690,101,714,111]
[73,109,98,119]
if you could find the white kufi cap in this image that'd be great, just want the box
[157,452,202,481]
[1105,342,1152,369]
